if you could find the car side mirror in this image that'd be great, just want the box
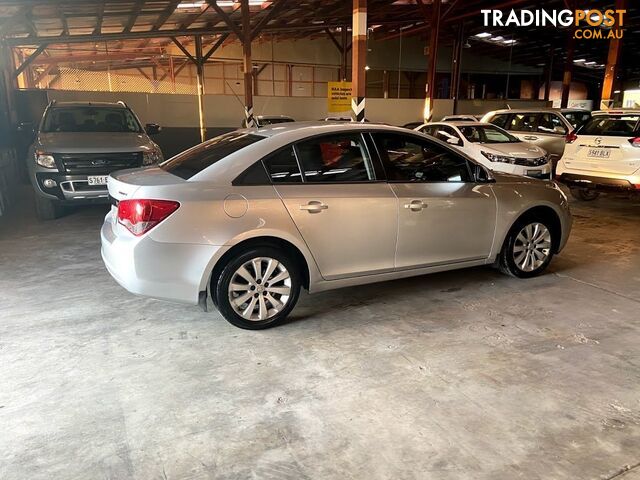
[475,164,495,183]
[446,137,461,145]
[145,123,161,135]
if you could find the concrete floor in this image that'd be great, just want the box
[1,189,639,480]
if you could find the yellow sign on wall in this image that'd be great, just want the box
[327,81,352,113]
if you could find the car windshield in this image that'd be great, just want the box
[563,111,591,129]
[160,132,265,179]
[458,125,520,144]
[578,116,640,137]
[42,107,141,133]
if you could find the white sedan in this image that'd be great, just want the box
[416,121,552,179]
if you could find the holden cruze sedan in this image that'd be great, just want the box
[101,122,572,330]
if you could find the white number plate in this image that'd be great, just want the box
[88,175,109,186]
[587,148,611,158]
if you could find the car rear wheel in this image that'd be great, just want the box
[499,219,555,278]
[570,188,600,201]
[34,194,65,220]
[214,247,301,330]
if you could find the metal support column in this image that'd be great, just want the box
[425,0,441,121]
[241,0,255,127]
[560,28,575,108]
[601,0,625,109]
[351,0,367,122]
[450,22,463,115]
[543,50,553,102]
[194,35,206,142]
[341,26,348,81]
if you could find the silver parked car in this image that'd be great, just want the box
[101,122,572,329]
[28,100,163,220]
[481,108,580,165]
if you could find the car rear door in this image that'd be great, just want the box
[371,132,496,269]
[563,114,640,175]
[264,132,398,280]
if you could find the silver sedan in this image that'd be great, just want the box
[101,122,572,329]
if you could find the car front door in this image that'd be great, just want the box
[372,132,497,269]
[264,132,398,280]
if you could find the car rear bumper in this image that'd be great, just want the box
[101,211,225,305]
[557,173,640,192]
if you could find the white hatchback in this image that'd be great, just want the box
[557,109,640,200]
[417,121,551,179]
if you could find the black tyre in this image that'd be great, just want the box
[214,247,301,330]
[570,188,600,201]
[498,217,556,278]
[35,194,65,220]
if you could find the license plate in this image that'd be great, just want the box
[587,148,611,158]
[88,175,109,186]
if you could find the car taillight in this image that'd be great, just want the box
[117,199,180,236]
[565,132,578,144]
[628,137,640,148]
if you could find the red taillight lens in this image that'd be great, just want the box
[628,137,640,148]
[565,132,578,144]
[117,199,180,236]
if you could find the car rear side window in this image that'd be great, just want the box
[160,132,264,179]
[262,147,303,183]
[578,116,640,137]
[294,133,375,182]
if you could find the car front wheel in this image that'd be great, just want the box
[34,194,65,220]
[570,188,600,201]
[499,219,555,278]
[214,247,301,330]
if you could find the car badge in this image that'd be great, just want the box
[595,137,602,146]
[91,159,108,166]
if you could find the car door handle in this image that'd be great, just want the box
[404,200,427,212]
[523,135,538,140]
[299,201,328,213]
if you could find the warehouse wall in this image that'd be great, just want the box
[46,90,436,156]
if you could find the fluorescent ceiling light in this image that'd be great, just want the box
[573,59,585,63]
[475,32,492,38]
[490,36,504,41]
[585,61,596,65]
[216,0,264,5]
[503,39,516,45]
[177,1,204,7]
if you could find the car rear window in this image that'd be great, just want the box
[160,132,265,179]
[578,116,640,137]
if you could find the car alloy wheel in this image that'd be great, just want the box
[512,222,552,273]
[228,257,292,322]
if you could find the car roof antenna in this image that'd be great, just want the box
[225,81,257,128]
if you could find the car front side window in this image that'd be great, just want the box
[489,114,510,129]
[373,133,472,183]
[509,113,537,132]
[537,113,567,135]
